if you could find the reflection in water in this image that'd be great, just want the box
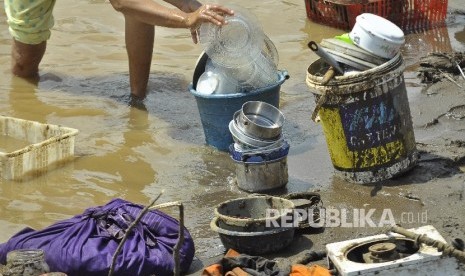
[73,102,157,191]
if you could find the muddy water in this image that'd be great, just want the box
[0,0,464,267]
[0,136,31,153]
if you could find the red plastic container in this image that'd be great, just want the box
[304,0,448,33]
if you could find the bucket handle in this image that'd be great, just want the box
[309,67,336,122]
[311,91,331,122]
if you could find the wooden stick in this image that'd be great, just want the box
[321,66,336,85]
[456,62,465,81]
[149,202,184,276]
[108,192,163,276]
[439,70,462,88]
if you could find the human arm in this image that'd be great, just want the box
[109,0,233,42]
[162,0,202,13]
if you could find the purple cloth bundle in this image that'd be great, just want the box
[0,198,195,276]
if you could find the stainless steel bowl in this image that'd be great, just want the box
[229,118,281,148]
[238,101,284,140]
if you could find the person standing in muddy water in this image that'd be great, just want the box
[3,0,233,98]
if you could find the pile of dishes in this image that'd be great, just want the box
[311,13,405,75]
[196,5,280,95]
[229,101,284,151]
[229,101,290,192]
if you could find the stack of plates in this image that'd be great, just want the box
[320,38,387,71]
[316,14,405,74]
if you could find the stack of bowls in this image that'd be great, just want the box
[229,101,284,150]
[229,101,290,192]
[198,5,280,93]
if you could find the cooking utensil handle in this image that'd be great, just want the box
[308,41,344,74]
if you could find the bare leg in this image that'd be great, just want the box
[11,39,46,79]
[124,15,154,98]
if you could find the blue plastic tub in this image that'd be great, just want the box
[189,70,288,151]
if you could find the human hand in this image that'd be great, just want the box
[185,4,234,44]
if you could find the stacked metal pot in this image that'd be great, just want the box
[228,101,290,192]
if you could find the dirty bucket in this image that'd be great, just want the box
[306,53,418,184]
[229,141,290,192]
[210,217,295,255]
[189,71,288,151]
[214,195,295,232]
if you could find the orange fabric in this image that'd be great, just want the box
[225,248,241,257]
[201,249,242,276]
[202,263,223,276]
[225,267,251,276]
[290,264,331,276]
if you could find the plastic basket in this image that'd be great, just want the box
[0,116,79,180]
[304,0,448,33]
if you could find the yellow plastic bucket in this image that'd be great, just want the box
[306,53,418,184]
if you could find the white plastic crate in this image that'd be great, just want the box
[0,116,79,180]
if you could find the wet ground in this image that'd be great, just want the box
[0,0,465,274]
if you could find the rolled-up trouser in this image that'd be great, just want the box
[4,0,56,45]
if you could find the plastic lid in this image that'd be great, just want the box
[355,13,405,44]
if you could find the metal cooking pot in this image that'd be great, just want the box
[237,101,284,140]
[234,156,288,193]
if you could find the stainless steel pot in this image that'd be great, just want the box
[237,101,284,140]
[234,156,288,192]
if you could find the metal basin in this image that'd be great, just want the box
[210,217,295,255]
[238,101,284,140]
